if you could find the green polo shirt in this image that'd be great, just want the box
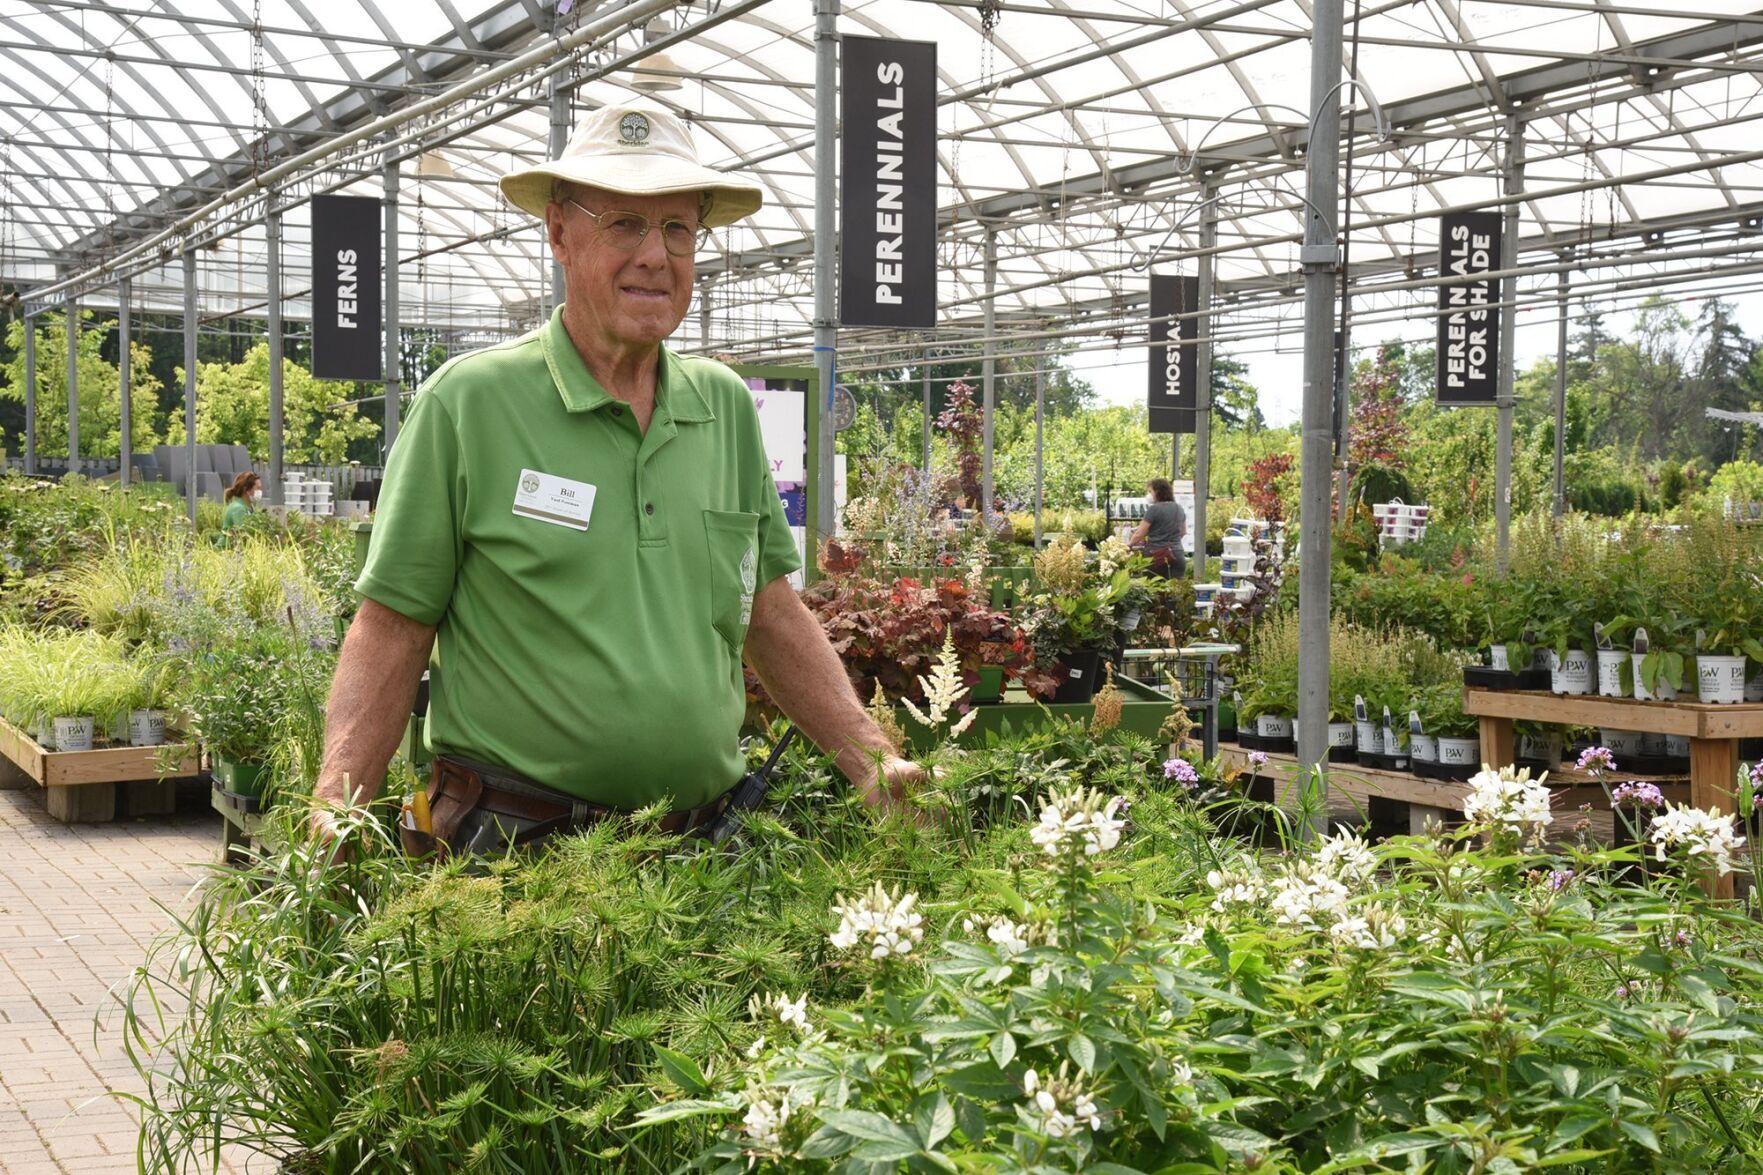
[356,307,801,809]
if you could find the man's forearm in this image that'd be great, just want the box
[745,579,898,801]
[315,599,437,810]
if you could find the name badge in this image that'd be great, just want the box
[512,468,596,531]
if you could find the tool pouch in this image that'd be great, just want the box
[398,759,484,860]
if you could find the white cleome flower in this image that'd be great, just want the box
[1206,867,1268,913]
[749,991,810,1033]
[1327,903,1406,950]
[1461,765,1554,842]
[1314,828,1378,883]
[1649,803,1745,877]
[740,1084,811,1155]
[1267,864,1351,930]
[1023,1063,1103,1139]
[1030,786,1127,857]
[829,882,926,959]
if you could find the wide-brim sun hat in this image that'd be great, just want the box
[500,104,763,229]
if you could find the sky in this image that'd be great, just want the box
[1077,288,1763,427]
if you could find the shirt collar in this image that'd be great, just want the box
[541,306,716,423]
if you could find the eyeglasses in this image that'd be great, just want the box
[567,200,708,257]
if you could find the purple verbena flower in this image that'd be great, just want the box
[1614,983,1630,999]
[1247,751,1269,769]
[1576,746,1617,774]
[1611,781,1665,809]
[1547,868,1574,891]
[1163,757,1200,789]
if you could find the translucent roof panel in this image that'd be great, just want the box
[0,0,1759,377]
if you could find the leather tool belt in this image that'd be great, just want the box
[399,754,732,859]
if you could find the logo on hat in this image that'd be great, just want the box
[520,472,540,495]
[619,112,651,145]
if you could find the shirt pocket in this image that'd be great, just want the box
[704,510,761,652]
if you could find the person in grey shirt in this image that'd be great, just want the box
[1130,477,1186,579]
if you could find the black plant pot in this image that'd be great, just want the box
[1052,648,1105,704]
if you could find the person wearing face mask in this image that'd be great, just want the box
[220,471,263,542]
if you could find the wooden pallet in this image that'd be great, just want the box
[0,714,202,823]
[1464,689,1760,897]
[1216,745,1688,843]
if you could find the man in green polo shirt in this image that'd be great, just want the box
[312,105,921,853]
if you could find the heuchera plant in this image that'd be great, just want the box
[790,572,1057,704]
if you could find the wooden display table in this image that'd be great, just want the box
[0,715,201,823]
[1464,688,1762,896]
[1218,745,1685,842]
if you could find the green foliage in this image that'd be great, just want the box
[0,311,163,458]
[189,341,381,463]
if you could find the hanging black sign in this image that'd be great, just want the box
[839,35,937,329]
[1436,211,1501,405]
[1147,274,1200,434]
[311,195,382,381]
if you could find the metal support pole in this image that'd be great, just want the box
[1172,433,1181,482]
[1553,268,1568,517]
[921,354,932,473]
[981,229,997,519]
[549,76,570,312]
[65,295,78,478]
[384,155,402,454]
[1034,365,1045,548]
[118,278,131,488]
[1194,183,1217,580]
[1296,0,1343,825]
[22,311,36,475]
[811,0,839,547]
[268,208,285,505]
[1495,118,1524,570]
[698,276,712,352]
[183,249,198,523]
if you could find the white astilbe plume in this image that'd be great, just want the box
[899,629,978,735]
[829,881,925,959]
[1461,765,1554,843]
[1022,1062,1103,1138]
[1029,785,1128,857]
[1649,804,1745,876]
[1096,534,1133,576]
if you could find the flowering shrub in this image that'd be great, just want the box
[1649,804,1745,876]
[1461,764,1554,844]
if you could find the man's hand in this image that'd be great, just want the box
[854,754,929,811]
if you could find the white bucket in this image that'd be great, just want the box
[1549,649,1593,696]
[128,709,167,747]
[1256,714,1293,740]
[1490,645,1511,672]
[1666,734,1691,759]
[1596,649,1631,698]
[1410,733,1439,763]
[1598,728,1642,758]
[1437,737,1480,769]
[1696,655,1748,705]
[52,716,94,752]
[1641,732,1668,757]
[1747,665,1763,703]
[1356,721,1382,754]
[1328,721,1355,750]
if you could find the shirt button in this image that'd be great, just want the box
[611,405,624,416]
[644,502,655,515]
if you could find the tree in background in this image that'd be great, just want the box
[186,343,380,463]
[1210,352,1265,431]
[0,311,163,459]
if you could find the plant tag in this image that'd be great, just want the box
[1633,626,1650,656]
[1594,622,1612,651]
[1695,627,1707,652]
[1382,706,1397,743]
[1354,694,1368,723]
[512,468,596,531]
[1408,710,1423,738]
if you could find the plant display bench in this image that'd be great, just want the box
[211,782,270,864]
[0,715,201,823]
[1464,688,1763,896]
[1217,745,1687,844]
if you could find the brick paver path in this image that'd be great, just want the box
[0,781,263,1174]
